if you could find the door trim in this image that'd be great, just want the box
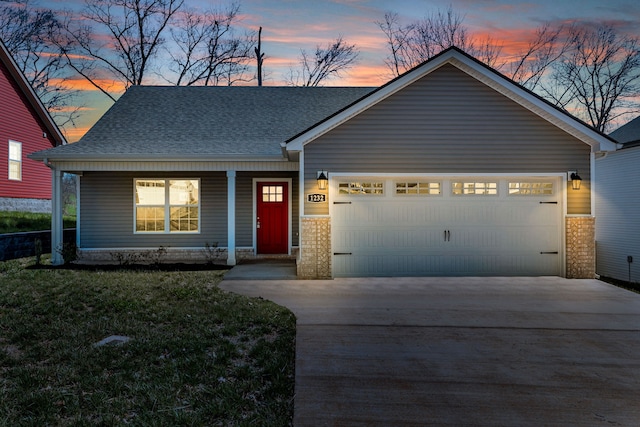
[253,178,292,255]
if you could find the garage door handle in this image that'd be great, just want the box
[333,201,352,204]
[334,252,352,255]
[540,251,559,254]
[444,230,451,242]
[539,201,558,204]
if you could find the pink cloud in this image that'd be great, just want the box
[49,77,127,93]
[63,126,90,143]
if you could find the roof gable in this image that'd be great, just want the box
[286,47,618,153]
[0,39,66,147]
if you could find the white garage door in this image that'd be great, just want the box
[331,176,562,277]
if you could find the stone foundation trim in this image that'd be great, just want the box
[297,217,332,279]
[566,216,596,279]
[0,197,51,213]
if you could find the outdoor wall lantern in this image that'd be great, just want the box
[568,171,582,190]
[317,170,328,190]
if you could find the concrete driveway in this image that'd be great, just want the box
[220,276,640,426]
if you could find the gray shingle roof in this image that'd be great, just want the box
[35,86,373,160]
[609,115,640,145]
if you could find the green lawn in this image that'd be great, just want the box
[0,258,296,425]
[0,211,76,234]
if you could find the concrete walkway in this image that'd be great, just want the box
[220,276,640,426]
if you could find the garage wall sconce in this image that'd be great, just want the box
[317,170,328,190]
[568,170,582,190]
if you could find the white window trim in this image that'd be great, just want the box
[133,178,201,234]
[8,140,22,181]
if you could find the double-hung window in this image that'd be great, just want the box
[8,141,21,181]
[134,179,200,233]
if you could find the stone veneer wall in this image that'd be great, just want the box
[0,197,51,213]
[297,217,331,279]
[566,216,595,279]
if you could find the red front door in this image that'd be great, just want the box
[257,182,288,254]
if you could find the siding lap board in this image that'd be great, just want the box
[80,172,227,248]
[595,147,640,282]
[80,171,299,250]
[304,64,591,215]
[0,58,55,200]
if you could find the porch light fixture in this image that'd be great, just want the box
[317,170,328,190]
[568,171,582,190]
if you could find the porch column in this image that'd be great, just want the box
[51,167,63,265]
[75,174,81,248]
[227,170,236,266]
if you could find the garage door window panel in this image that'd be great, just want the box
[453,182,498,195]
[338,182,384,195]
[508,182,554,195]
[395,182,441,195]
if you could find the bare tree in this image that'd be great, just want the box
[377,12,415,77]
[0,0,81,128]
[376,8,640,132]
[414,5,471,57]
[60,0,184,101]
[541,24,640,132]
[287,36,358,87]
[166,3,254,86]
[377,6,499,77]
[506,23,571,91]
[255,26,264,86]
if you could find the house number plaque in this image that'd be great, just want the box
[307,193,326,203]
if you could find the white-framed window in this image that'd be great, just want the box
[8,141,22,181]
[452,181,498,195]
[508,182,554,195]
[338,182,384,195]
[134,179,200,233]
[395,181,441,195]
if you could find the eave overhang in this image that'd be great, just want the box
[29,153,299,173]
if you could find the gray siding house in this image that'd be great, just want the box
[595,116,640,283]
[31,48,618,278]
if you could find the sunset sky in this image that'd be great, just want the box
[41,0,639,141]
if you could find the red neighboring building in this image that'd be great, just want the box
[0,40,66,213]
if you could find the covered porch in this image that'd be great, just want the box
[47,161,299,266]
